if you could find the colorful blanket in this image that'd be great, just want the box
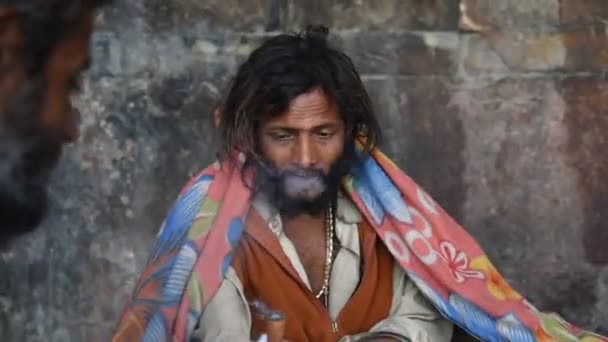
[112,147,607,342]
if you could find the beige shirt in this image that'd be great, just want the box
[195,194,453,342]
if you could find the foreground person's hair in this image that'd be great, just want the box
[1,0,110,73]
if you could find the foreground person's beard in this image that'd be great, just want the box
[251,149,354,218]
[0,77,62,243]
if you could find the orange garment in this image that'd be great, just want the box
[232,209,394,342]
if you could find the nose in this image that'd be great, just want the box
[293,135,317,168]
[40,88,81,143]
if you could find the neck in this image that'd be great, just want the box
[282,211,326,239]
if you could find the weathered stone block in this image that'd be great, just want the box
[458,32,566,75]
[458,30,608,75]
[286,0,458,32]
[561,0,608,26]
[559,78,608,267]
[584,33,608,71]
[99,0,278,32]
[460,0,559,31]
[447,77,606,330]
[562,30,608,72]
[337,31,458,76]
[457,33,511,77]
[486,32,567,71]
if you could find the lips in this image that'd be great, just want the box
[282,174,326,199]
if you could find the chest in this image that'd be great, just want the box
[287,228,329,293]
[234,220,395,342]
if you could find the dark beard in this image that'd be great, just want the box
[251,146,354,218]
[0,76,61,244]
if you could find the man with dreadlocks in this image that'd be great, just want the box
[0,0,109,244]
[113,26,608,342]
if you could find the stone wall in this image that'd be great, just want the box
[1,0,607,340]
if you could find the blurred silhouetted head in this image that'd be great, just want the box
[0,0,109,242]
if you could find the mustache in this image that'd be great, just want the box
[255,161,326,192]
[250,157,347,218]
[281,170,325,197]
[254,159,323,179]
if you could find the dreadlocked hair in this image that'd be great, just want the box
[217,25,382,164]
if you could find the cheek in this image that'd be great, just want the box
[320,138,345,169]
[40,78,70,128]
[259,137,290,166]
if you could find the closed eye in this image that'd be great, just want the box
[316,129,335,139]
[269,131,294,142]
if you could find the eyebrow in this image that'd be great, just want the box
[265,122,340,132]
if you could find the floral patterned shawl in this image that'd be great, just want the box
[112,146,607,342]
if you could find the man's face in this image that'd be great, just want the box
[0,7,95,241]
[256,88,348,216]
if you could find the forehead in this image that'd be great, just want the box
[264,88,340,128]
